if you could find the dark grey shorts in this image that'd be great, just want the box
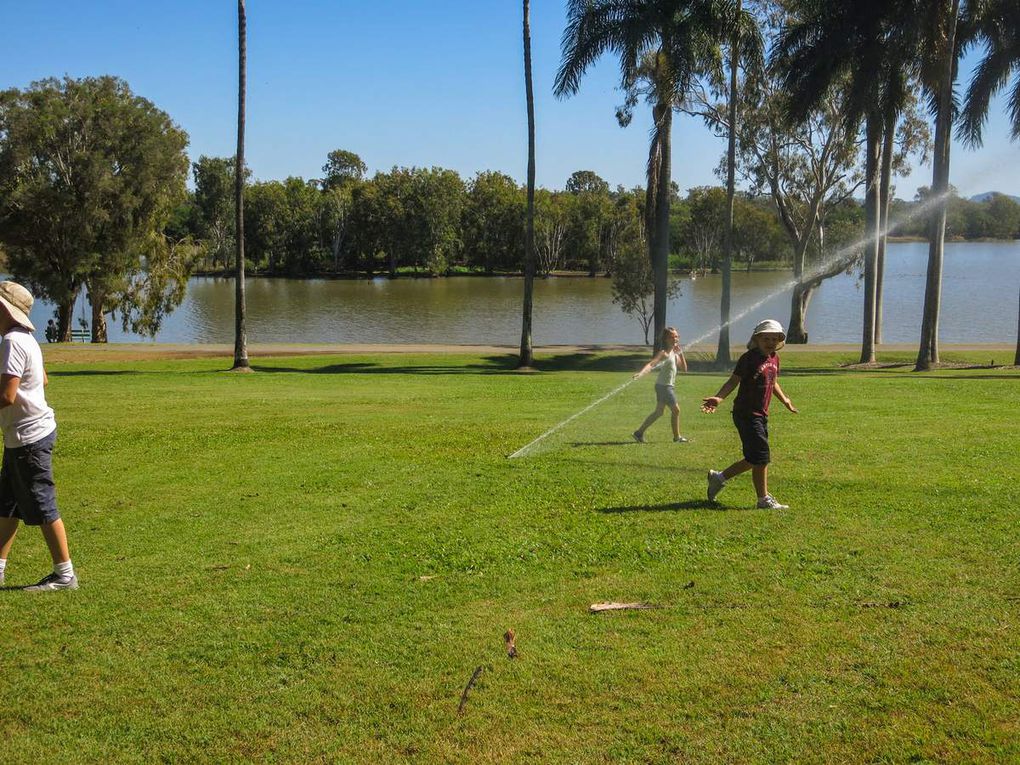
[733,413,770,465]
[654,384,678,407]
[0,428,60,526]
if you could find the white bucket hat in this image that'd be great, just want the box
[747,319,785,350]
[0,281,36,331]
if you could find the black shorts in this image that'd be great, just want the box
[732,413,769,465]
[0,429,60,526]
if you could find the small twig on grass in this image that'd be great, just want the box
[457,666,484,716]
[589,602,659,613]
[504,629,517,659]
[860,601,906,609]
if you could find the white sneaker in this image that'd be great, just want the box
[24,572,78,592]
[673,436,689,443]
[756,494,789,510]
[707,470,726,501]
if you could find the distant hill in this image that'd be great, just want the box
[969,191,1020,203]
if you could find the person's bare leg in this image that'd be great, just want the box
[670,404,681,438]
[0,517,19,559]
[40,519,70,565]
[722,460,752,481]
[636,404,666,437]
[752,464,768,499]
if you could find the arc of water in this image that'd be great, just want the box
[507,190,950,460]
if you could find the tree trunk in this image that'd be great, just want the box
[860,113,882,364]
[89,291,108,343]
[877,109,895,345]
[917,0,960,371]
[1015,282,1020,366]
[232,0,250,370]
[648,102,672,351]
[57,298,74,342]
[716,0,741,369]
[518,0,536,368]
[787,282,815,345]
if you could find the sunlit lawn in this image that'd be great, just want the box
[1,347,1017,763]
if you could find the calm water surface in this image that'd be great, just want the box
[27,241,1020,345]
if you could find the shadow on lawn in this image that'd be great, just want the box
[251,351,660,376]
[597,499,721,513]
[49,370,138,377]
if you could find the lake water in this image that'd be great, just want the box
[26,241,1020,345]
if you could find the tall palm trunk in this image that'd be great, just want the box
[877,108,895,345]
[716,0,741,368]
[647,101,673,350]
[519,0,536,368]
[232,0,250,370]
[917,0,961,371]
[860,113,882,363]
[1014,283,1020,366]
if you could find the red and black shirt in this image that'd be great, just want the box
[732,348,779,417]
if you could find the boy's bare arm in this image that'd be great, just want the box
[701,374,740,413]
[773,381,798,413]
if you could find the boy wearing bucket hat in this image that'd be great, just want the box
[700,319,798,509]
[0,281,77,590]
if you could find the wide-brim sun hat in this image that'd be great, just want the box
[747,318,785,350]
[0,281,35,331]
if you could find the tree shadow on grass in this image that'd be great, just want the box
[597,499,722,513]
[250,358,517,375]
[48,370,138,377]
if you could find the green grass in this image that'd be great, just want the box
[1,348,1017,763]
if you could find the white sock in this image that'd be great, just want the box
[0,558,7,576]
[55,560,74,578]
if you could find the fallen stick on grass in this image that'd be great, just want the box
[457,666,484,716]
[589,602,659,613]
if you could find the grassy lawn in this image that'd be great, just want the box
[1,347,1017,763]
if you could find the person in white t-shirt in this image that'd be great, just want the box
[0,281,77,591]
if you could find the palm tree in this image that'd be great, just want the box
[716,0,764,368]
[777,0,919,364]
[232,0,250,370]
[555,0,733,350]
[959,0,1020,365]
[519,0,537,368]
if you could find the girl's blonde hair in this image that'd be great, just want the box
[661,326,679,348]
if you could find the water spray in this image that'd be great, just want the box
[507,190,951,460]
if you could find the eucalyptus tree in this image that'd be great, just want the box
[959,0,1020,364]
[555,0,735,349]
[232,0,250,370]
[520,0,537,368]
[0,76,190,341]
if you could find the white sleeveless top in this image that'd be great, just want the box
[656,350,678,387]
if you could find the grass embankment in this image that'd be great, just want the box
[1,348,1017,763]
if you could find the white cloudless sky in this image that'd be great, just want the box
[2,0,1017,199]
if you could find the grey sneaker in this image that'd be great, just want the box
[707,470,726,501]
[632,430,645,443]
[24,572,78,592]
[673,436,689,443]
[756,494,789,510]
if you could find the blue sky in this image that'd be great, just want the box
[2,0,1018,199]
